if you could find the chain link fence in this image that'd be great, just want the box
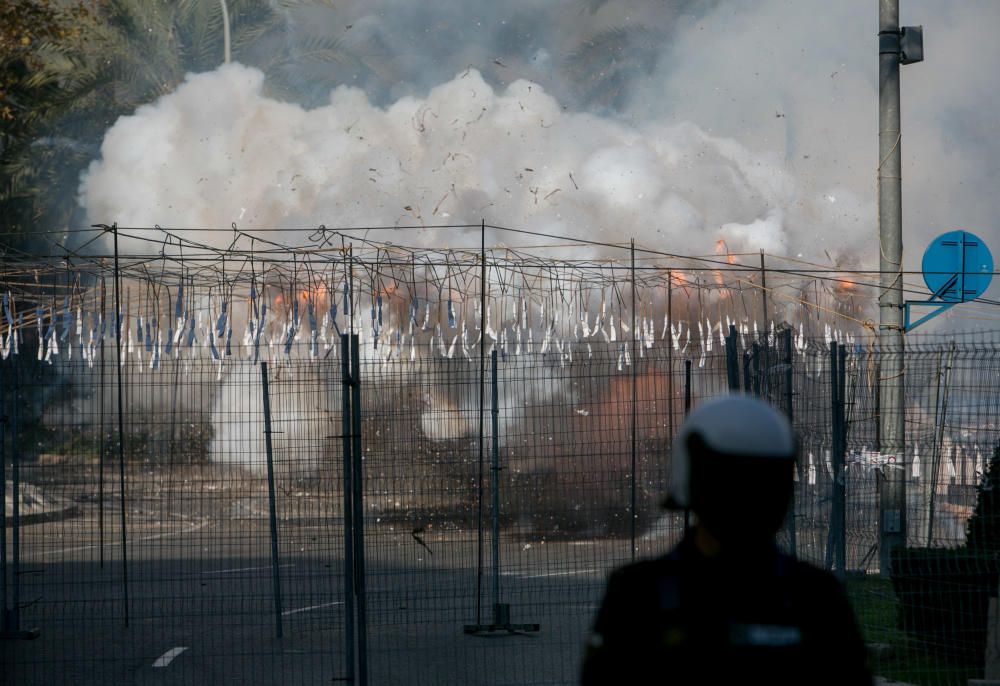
[4,336,998,684]
[1,239,998,685]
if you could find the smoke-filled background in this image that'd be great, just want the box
[6,0,1000,330]
[10,9,1000,686]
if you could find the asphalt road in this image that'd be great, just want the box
[2,512,638,686]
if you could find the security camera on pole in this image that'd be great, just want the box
[877,0,922,575]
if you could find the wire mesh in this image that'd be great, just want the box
[2,240,1000,685]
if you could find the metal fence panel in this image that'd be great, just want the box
[3,252,1000,685]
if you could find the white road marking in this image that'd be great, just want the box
[152,646,189,668]
[282,601,343,616]
[203,563,293,575]
[502,568,603,579]
[40,519,210,558]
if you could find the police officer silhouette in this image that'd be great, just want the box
[582,395,871,685]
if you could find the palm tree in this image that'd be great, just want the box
[0,0,381,252]
[563,26,660,111]
[561,0,718,111]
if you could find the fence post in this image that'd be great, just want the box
[630,239,638,562]
[350,334,368,686]
[667,272,674,447]
[98,277,107,568]
[837,344,847,576]
[684,359,692,532]
[340,334,355,682]
[725,325,740,391]
[0,358,9,634]
[476,221,487,624]
[11,361,19,632]
[111,225,130,626]
[490,350,502,621]
[927,343,956,547]
[167,332,181,466]
[752,341,762,398]
[259,361,284,638]
[826,342,838,573]
[827,342,847,579]
[684,359,692,415]
[464,344,539,635]
[0,357,37,640]
[926,349,943,547]
[760,251,768,331]
[781,329,797,558]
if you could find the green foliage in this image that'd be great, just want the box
[966,446,1000,552]
[0,0,377,252]
[849,576,978,686]
[887,446,1000,678]
[0,1,96,122]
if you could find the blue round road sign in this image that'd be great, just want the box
[921,230,993,303]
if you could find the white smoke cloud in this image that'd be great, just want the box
[56,0,1000,478]
[631,0,1000,278]
[80,61,862,264]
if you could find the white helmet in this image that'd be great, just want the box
[666,394,796,510]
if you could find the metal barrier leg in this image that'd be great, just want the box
[1,361,37,640]
[340,334,355,683]
[350,334,368,686]
[260,361,284,638]
[465,350,538,635]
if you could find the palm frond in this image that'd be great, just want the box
[274,0,337,8]
[3,0,388,241]
[563,26,659,108]
[284,33,355,64]
[579,0,613,14]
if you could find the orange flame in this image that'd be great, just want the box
[711,240,736,295]
[834,277,856,295]
[299,285,328,302]
[715,239,737,264]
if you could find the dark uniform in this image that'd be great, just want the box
[581,536,872,685]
